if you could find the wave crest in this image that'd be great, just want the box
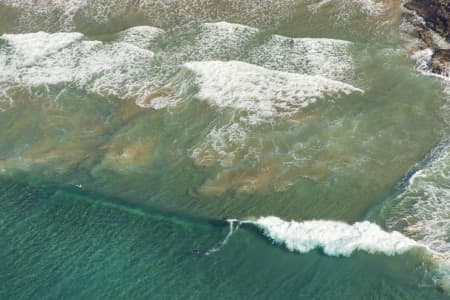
[182,60,363,121]
[247,216,420,257]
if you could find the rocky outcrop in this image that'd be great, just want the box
[431,48,450,75]
[404,0,450,76]
[405,0,450,41]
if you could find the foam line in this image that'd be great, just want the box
[244,216,421,257]
[0,28,164,107]
[182,60,364,121]
[384,140,450,254]
[247,35,353,81]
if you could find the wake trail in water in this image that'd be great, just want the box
[205,219,240,255]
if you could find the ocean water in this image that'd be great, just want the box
[0,174,447,299]
[1,0,450,298]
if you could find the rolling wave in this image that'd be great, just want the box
[182,60,363,121]
[245,216,420,257]
[0,27,164,109]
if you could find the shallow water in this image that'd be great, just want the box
[1,0,450,298]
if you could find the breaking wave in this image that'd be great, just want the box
[193,22,259,60]
[181,60,363,122]
[246,216,420,257]
[175,59,363,173]
[0,21,358,112]
[0,27,164,109]
[208,215,450,289]
[248,35,353,81]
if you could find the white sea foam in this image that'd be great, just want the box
[385,143,450,253]
[410,48,450,80]
[191,122,250,167]
[117,26,165,50]
[411,48,434,74]
[182,60,363,121]
[401,5,450,81]
[2,0,89,30]
[193,22,259,60]
[1,0,297,32]
[1,32,83,66]
[183,60,362,168]
[308,0,386,17]
[208,216,424,257]
[247,216,420,257]
[205,216,450,289]
[248,35,353,81]
[192,22,355,83]
[1,0,137,30]
[377,140,450,288]
[397,6,450,253]
[0,22,359,113]
[195,22,354,81]
[0,28,164,107]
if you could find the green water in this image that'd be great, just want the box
[0,174,447,299]
[1,0,450,298]
[0,28,445,220]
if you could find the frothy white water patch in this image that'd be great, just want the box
[189,22,356,83]
[308,0,386,17]
[248,36,353,81]
[1,0,136,30]
[1,32,83,66]
[248,216,420,257]
[2,0,298,32]
[191,122,249,167]
[182,61,363,122]
[194,22,259,60]
[0,28,165,107]
[411,48,450,81]
[411,48,434,74]
[379,140,450,288]
[402,6,450,81]
[385,142,450,254]
[398,6,450,253]
[182,59,362,170]
[196,22,355,82]
[206,216,450,288]
[1,0,90,31]
[117,26,165,50]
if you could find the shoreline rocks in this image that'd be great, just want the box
[405,0,450,41]
[404,0,450,76]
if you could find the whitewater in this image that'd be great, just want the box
[1,0,450,298]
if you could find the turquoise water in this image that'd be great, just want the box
[1,174,447,299]
[1,0,450,298]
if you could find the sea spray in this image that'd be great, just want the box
[206,216,424,257]
[248,216,420,256]
[243,217,450,290]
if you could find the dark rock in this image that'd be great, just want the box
[405,0,450,42]
[405,0,450,76]
[418,29,437,48]
[431,48,450,74]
